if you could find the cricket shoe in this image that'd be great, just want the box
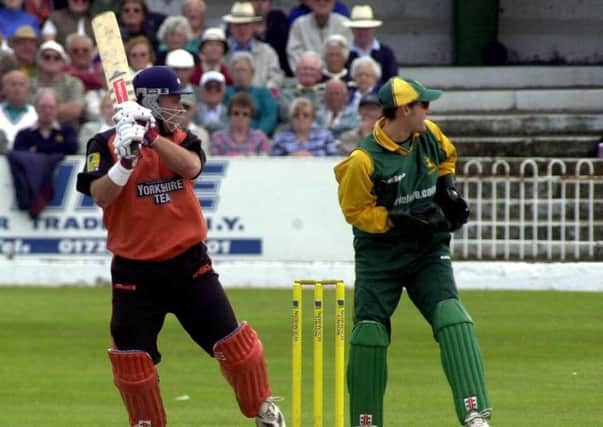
[464,410,491,427]
[255,397,286,427]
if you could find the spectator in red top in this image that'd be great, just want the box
[64,33,103,92]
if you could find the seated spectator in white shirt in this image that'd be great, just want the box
[0,69,37,150]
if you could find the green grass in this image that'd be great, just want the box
[1,287,602,426]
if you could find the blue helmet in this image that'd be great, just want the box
[133,66,192,132]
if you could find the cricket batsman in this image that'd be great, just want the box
[334,77,492,427]
[76,66,285,427]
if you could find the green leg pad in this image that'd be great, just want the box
[433,299,491,424]
[347,320,389,427]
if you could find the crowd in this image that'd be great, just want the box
[0,0,398,157]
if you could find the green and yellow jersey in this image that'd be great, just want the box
[334,117,457,238]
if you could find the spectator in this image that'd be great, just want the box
[179,92,210,150]
[182,0,207,53]
[271,97,338,156]
[0,69,37,150]
[190,27,232,86]
[13,88,78,154]
[166,48,195,90]
[278,50,325,124]
[288,0,349,25]
[155,15,198,66]
[124,35,155,74]
[41,0,93,46]
[195,71,229,135]
[7,25,39,78]
[211,92,271,156]
[223,1,283,92]
[320,78,359,138]
[78,91,114,154]
[24,0,54,27]
[321,34,350,82]
[0,0,40,40]
[30,40,84,130]
[337,92,382,155]
[117,0,160,52]
[286,0,351,71]
[0,129,8,154]
[348,55,382,110]
[64,33,103,91]
[223,51,278,136]
[251,0,292,77]
[344,5,398,85]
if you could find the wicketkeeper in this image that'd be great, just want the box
[76,66,285,427]
[334,77,492,427]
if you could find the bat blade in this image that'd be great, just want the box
[92,11,135,106]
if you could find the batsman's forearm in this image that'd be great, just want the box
[90,174,124,208]
[151,137,202,179]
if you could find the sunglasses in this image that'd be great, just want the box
[410,101,430,110]
[231,110,251,117]
[42,53,62,61]
[123,7,142,13]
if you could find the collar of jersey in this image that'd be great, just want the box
[373,117,419,154]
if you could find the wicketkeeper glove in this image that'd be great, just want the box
[388,202,449,234]
[433,174,470,231]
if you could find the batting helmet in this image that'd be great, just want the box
[133,66,192,132]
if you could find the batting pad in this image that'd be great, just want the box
[432,299,491,424]
[347,320,389,427]
[213,322,271,417]
[108,349,167,427]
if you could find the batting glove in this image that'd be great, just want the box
[113,100,155,129]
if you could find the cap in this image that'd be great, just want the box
[200,27,229,54]
[166,49,194,68]
[378,77,442,109]
[39,40,68,62]
[358,92,381,108]
[223,2,262,24]
[201,70,225,86]
[344,5,383,29]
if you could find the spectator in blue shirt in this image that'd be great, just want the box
[271,97,338,156]
[13,88,78,154]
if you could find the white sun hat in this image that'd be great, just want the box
[222,2,262,24]
[344,5,383,29]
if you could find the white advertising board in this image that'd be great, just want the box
[0,155,353,262]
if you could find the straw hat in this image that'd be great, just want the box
[9,25,39,48]
[222,2,262,24]
[344,5,383,28]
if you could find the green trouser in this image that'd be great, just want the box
[347,234,490,426]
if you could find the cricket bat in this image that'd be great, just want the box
[92,11,140,152]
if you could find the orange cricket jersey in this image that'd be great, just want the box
[104,130,207,261]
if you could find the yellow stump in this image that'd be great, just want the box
[292,280,345,427]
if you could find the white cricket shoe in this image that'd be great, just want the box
[255,397,286,427]
[464,410,491,427]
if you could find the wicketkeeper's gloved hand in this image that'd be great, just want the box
[434,174,470,231]
[388,203,449,234]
